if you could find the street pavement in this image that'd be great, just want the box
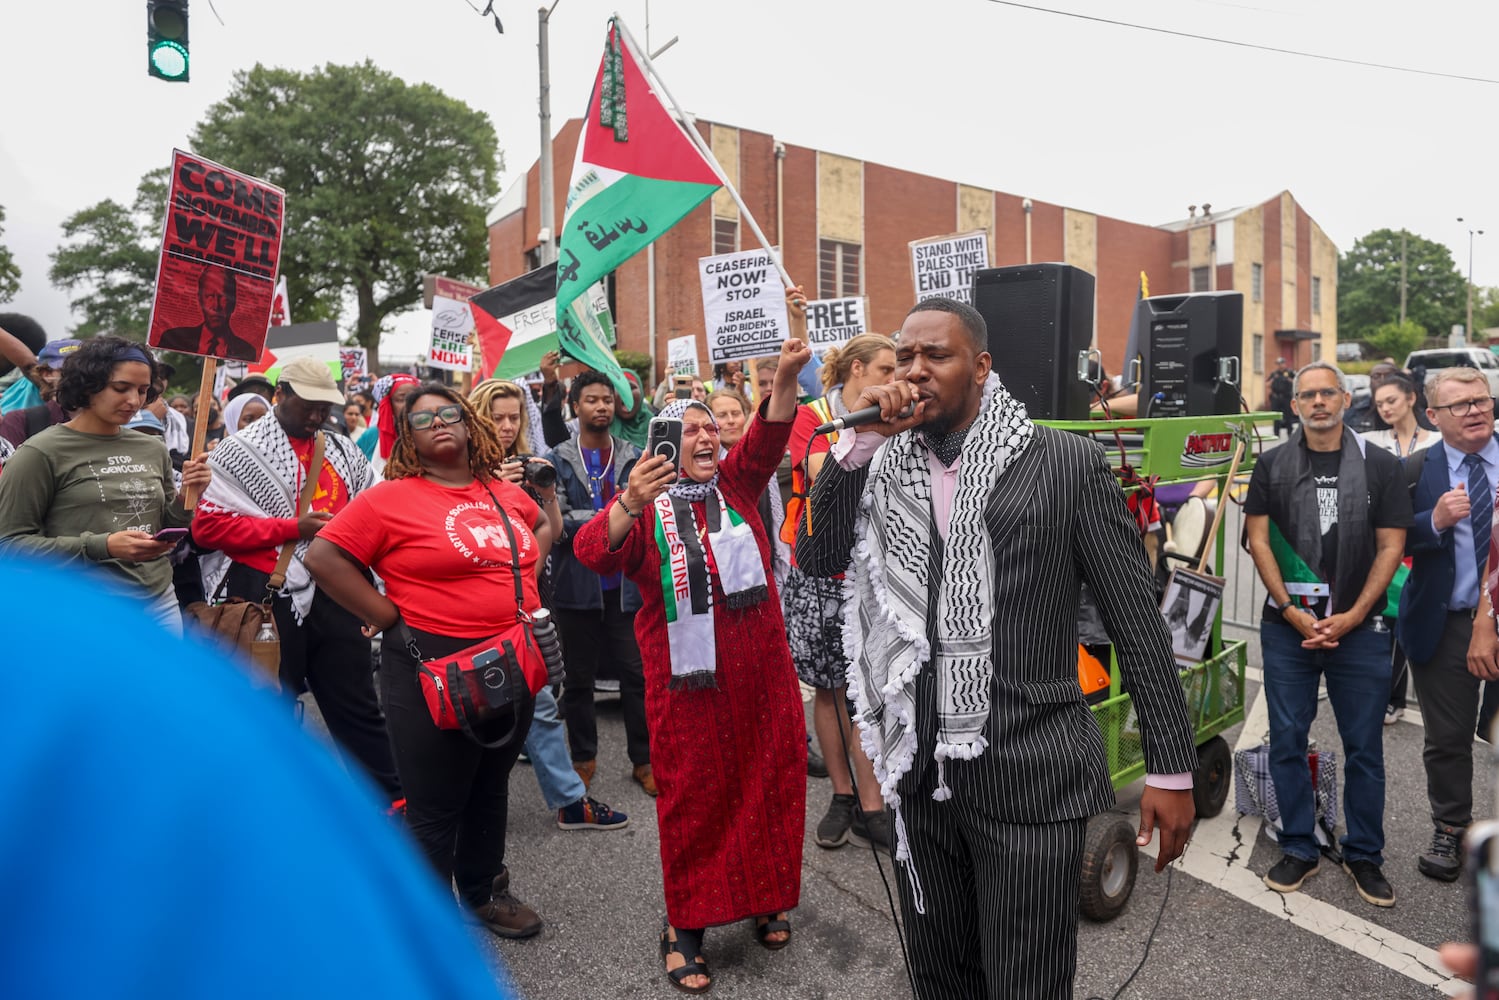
[464,625,1490,999]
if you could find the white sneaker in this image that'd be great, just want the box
[1384,706,1404,726]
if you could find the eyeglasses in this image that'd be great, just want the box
[1432,396,1497,418]
[407,404,465,431]
[1294,387,1343,402]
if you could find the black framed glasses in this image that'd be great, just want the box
[1294,387,1343,402]
[1431,396,1497,418]
[408,404,465,431]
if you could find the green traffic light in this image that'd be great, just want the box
[150,39,188,79]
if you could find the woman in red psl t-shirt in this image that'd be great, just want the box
[305,385,553,940]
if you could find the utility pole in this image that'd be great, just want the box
[536,2,562,266]
[1459,217,1485,344]
[1399,229,1407,325]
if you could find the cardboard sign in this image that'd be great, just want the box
[666,335,699,376]
[338,347,368,380]
[699,248,790,363]
[804,297,867,351]
[909,229,990,307]
[469,264,614,380]
[148,149,286,362]
[428,296,475,371]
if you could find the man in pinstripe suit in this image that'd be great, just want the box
[797,297,1198,999]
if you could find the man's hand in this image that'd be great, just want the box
[179,458,211,499]
[541,350,562,386]
[1434,483,1471,532]
[297,510,334,540]
[1138,785,1195,872]
[1305,610,1360,649]
[1469,616,1499,681]
[851,380,927,438]
[105,530,176,563]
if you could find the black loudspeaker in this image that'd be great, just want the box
[972,263,1095,421]
[1135,291,1242,418]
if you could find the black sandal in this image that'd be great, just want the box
[753,913,792,951]
[660,919,711,994]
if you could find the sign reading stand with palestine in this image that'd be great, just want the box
[699,247,790,363]
[804,297,866,351]
[909,229,990,307]
[148,149,286,362]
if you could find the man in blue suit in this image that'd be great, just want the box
[1398,365,1499,883]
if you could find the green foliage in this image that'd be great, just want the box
[1363,319,1427,362]
[1474,287,1499,339]
[614,350,653,387]
[48,170,166,338]
[0,204,21,301]
[190,61,501,367]
[1337,229,1465,343]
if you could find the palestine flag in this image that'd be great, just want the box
[470,263,615,380]
[554,19,722,402]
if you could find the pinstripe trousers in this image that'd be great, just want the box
[896,760,1087,1000]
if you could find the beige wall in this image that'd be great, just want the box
[817,152,863,244]
[958,184,996,262]
[1309,220,1338,361]
[710,124,739,221]
[1063,209,1098,276]
[1233,206,1267,406]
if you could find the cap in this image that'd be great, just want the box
[126,409,165,435]
[36,339,83,367]
[278,356,344,405]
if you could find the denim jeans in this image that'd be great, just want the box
[1260,619,1391,865]
[525,686,586,811]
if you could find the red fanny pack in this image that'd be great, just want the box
[396,484,547,748]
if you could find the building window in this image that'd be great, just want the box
[1311,340,1322,361]
[1311,276,1322,315]
[1252,263,1263,303]
[819,239,862,298]
[1191,266,1210,292]
[1252,334,1264,374]
[713,218,738,257]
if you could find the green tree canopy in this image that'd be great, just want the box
[191,61,501,368]
[48,171,165,338]
[1337,229,1465,344]
[1363,319,1426,362]
[0,204,21,302]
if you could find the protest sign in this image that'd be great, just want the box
[699,248,790,363]
[428,296,475,371]
[339,347,368,380]
[148,149,286,363]
[470,264,614,381]
[804,297,866,351]
[666,335,699,376]
[909,230,989,306]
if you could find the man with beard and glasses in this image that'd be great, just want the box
[796,296,1198,999]
[1245,361,1410,908]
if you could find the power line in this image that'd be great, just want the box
[984,0,1499,86]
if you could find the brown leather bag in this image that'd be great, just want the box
[185,432,326,693]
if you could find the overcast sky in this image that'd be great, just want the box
[3,0,1495,359]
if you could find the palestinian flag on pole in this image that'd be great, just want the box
[471,263,615,380]
[555,19,721,403]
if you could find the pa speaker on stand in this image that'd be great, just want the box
[1133,291,1243,418]
[971,263,1096,421]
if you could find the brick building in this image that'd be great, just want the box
[487,117,1338,409]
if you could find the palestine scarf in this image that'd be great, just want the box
[841,373,1032,898]
[199,415,371,623]
[373,373,420,460]
[651,399,768,690]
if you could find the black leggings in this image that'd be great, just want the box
[380,626,534,907]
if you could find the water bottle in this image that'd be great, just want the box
[531,608,565,686]
[254,618,276,644]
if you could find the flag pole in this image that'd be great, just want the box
[611,15,797,291]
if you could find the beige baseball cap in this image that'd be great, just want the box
[278,356,344,405]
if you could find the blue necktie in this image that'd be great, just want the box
[1467,453,1492,588]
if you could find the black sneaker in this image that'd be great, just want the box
[1418,824,1465,882]
[1263,853,1320,893]
[807,743,829,779]
[1343,859,1395,907]
[815,793,856,848]
[849,807,891,853]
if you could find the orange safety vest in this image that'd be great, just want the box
[781,397,836,546]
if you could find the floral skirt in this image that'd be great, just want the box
[782,563,849,690]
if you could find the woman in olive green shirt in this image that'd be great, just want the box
[0,336,210,634]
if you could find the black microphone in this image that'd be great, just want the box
[813,402,916,436]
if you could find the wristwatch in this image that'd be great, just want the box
[1275,598,1297,613]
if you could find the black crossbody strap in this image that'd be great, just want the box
[480,480,529,621]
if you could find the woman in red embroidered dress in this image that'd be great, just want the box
[575,321,812,995]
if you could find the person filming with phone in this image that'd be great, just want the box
[573,314,812,994]
[0,335,210,635]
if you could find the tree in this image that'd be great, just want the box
[190,61,501,368]
[1363,319,1426,363]
[0,204,20,301]
[1337,229,1465,344]
[1474,286,1499,339]
[48,171,165,338]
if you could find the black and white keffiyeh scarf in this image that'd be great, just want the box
[199,413,371,622]
[841,373,1033,894]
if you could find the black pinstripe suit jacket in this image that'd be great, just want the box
[796,425,1198,823]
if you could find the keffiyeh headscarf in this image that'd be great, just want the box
[372,373,420,459]
[649,398,768,689]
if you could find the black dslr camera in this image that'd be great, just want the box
[508,454,557,489]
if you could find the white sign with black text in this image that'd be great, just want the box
[909,230,990,306]
[804,297,866,351]
[698,248,790,363]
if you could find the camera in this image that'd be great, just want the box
[508,454,557,489]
